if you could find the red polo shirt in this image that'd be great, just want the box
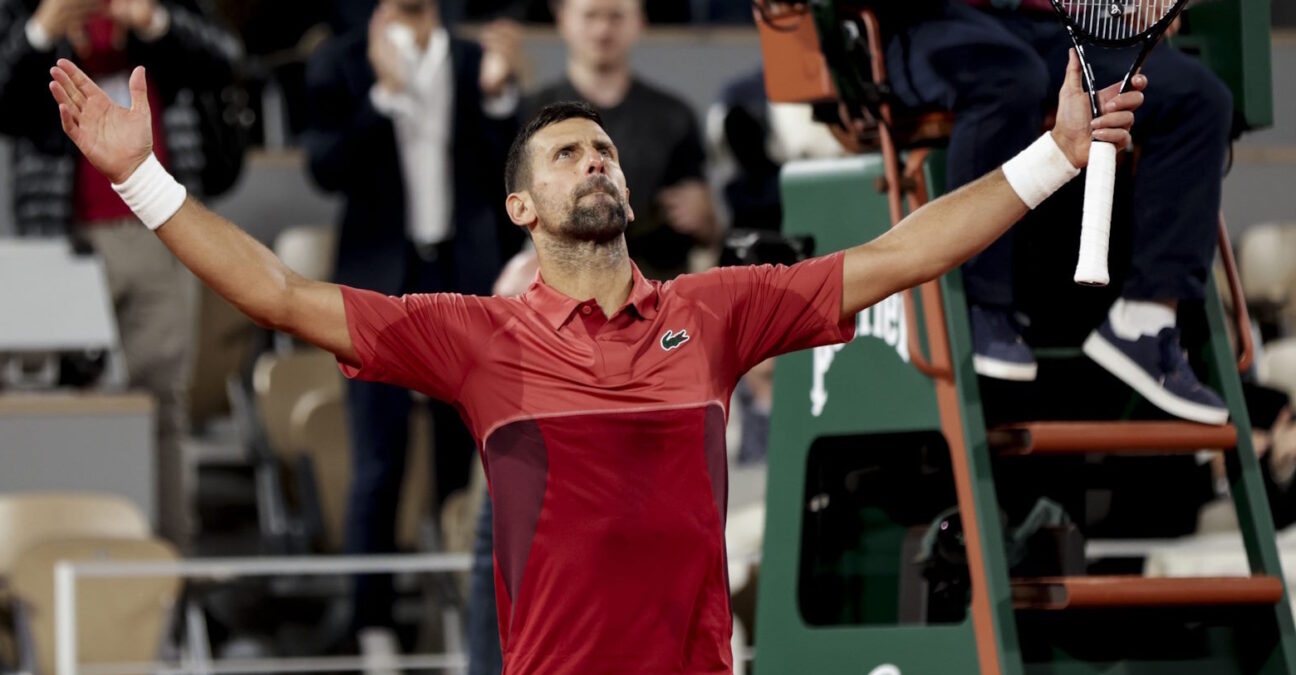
[338,252,854,674]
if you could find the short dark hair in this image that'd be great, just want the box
[505,101,605,194]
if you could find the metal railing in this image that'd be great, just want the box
[54,553,472,675]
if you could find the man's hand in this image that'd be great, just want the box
[658,181,717,242]
[1051,49,1146,168]
[107,0,160,35]
[479,19,524,98]
[32,0,100,41]
[368,4,408,94]
[49,59,153,184]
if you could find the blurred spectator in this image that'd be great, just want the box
[209,0,329,142]
[0,0,242,545]
[301,0,522,635]
[444,0,693,24]
[884,1,1233,425]
[328,0,376,32]
[528,0,718,279]
[709,65,780,233]
[214,0,327,55]
[1232,384,1296,528]
[690,0,751,24]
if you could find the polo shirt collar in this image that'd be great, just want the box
[524,261,660,331]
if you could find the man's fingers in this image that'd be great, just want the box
[1115,90,1145,109]
[58,104,79,138]
[1097,81,1120,103]
[1105,90,1144,114]
[128,66,149,114]
[50,68,85,110]
[1063,49,1083,93]
[1091,110,1135,130]
[1097,77,1147,109]
[50,80,75,111]
[49,82,84,123]
[1092,128,1130,146]
[56,59,101,99]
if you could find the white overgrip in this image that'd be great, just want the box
[1074,140,1117,286]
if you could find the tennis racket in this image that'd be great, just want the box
[1050,0,1191,286]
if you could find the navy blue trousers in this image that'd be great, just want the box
[346,244,477,630]
[466,493,503,675]
[886,3,1232,306]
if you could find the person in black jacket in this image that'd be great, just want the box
[0,0,241,545]
[301,0,522,636]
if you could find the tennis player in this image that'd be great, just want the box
[48,52,1142,674]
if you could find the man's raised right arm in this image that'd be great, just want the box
[155,198,357,363]
[48,59,359,365]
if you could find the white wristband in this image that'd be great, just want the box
[1002,133,1080,210]
[111,154,187,231]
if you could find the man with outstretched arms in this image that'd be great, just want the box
[47,54,1142,674]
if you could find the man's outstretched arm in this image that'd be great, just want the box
[154,198,356,363]
[839,51,1146,320]
[49,59,358,364]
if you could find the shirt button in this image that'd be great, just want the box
[581,305,593,315]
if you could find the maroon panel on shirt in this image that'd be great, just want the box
[483,419,549,611]
[704,405,728,527]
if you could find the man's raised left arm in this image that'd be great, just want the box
[839,50,1146,320]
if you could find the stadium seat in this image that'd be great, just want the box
[188,284,259,430]
[252,348,342,458]
[0,493,150,577]
[1260,338,1296,404]
[10,537,180,675]
[273,225,337,283]
[287,386,431,552]
[1238,222,1296,330]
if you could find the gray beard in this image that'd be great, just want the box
[567,198,628,244]
[564,177,628,244]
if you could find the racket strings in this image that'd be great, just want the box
[1059,0,1176,40]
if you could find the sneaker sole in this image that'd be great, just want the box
[973,354,1038,382]
[1082,331,1230,426]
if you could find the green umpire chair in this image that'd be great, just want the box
[753,1,1296,673]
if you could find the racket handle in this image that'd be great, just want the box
[1074,140,1117,287]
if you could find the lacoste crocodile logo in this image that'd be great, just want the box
[661,329,691,351]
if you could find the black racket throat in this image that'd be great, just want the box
[1053,0,1191,117]
[1066,30,1154,117]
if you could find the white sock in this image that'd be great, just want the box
[1107,298,1176,340]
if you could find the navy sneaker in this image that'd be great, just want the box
[971,305,1038,381]
[1082,321,1229,425]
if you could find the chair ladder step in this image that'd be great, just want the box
[989,421,1238,456]
[1012,575,1284,610]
